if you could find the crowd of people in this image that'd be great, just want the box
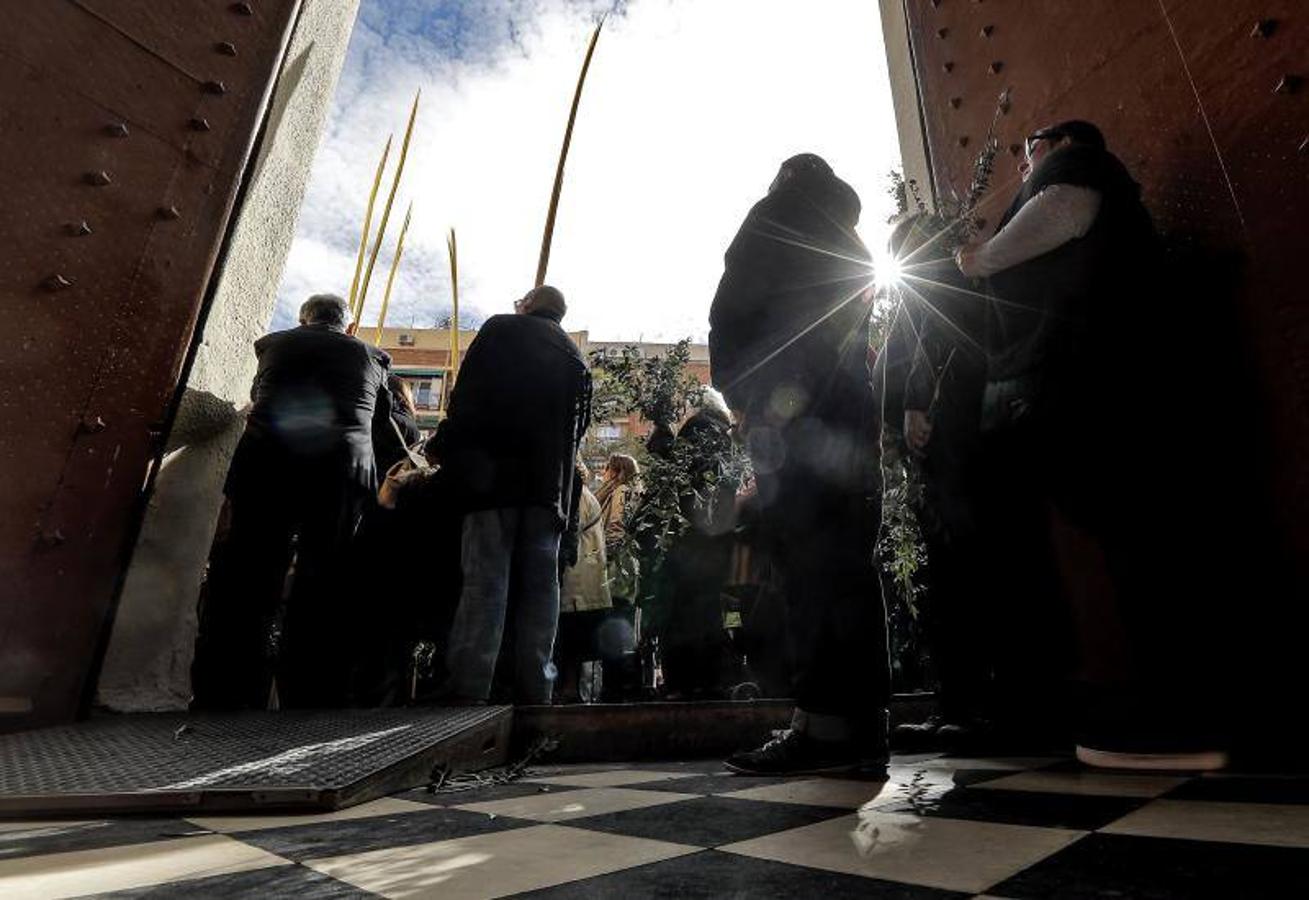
[191,117,1209,776]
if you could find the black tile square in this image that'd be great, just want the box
[87,864,371,898]
[236,806,529,862]
[1164,775,1309,805]
[564,795,848,847]
[873,784,1148,830]
[627,773,803,795]
[992,832,1309,899]
[511,848,967,898]
[628,759,736,775]
[402,780,583,807]
[0,818,202,861]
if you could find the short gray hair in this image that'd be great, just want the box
[299,293,349,330]
[520,285,567,321]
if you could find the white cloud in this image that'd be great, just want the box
[275,0,901,340]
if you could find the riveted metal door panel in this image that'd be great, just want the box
[0,0,299,729]
[902,0,1308,570]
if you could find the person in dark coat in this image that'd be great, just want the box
[191,293,391,710]
[345,375,423,707]
[656,390,739,698]
[955,120,1167,747]
[710,153,888,776]
[429,285,591,703]
[876,213,993,746]
[373,375,421,475]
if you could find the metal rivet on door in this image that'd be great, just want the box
[189,117,212,131]
[44,274,75,291]
[203,80,228,95]
[1273,75,1302,95]
[85,171,112,186]
[69,221,93,236]
[106,122,129,138]
[1251,19,1277,38]
[216,41,238,56]
[38,529,67,548]
[158,206,182,220]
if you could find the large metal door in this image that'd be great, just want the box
[901,0,1308,572]
[0,0,299,728]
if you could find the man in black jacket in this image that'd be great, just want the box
[710,154,888,776]
[431,285,591,704]
[192,293,391,709]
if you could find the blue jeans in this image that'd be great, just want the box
[445,506,561,703]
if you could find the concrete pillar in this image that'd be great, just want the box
[878,0,935,208]
[96,0,361,711]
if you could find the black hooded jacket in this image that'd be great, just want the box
[708,172,873,428]
[428,310,591,528]
[986,143,1156,384]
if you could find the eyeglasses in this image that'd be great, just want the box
[1024,129,1062,159]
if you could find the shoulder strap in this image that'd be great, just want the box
[388,416,428,469]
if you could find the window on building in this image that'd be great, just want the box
[411,378,440,410]
[398,333,415,346]
[594,423,622,441]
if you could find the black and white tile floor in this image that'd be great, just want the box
[3,754,1309,898]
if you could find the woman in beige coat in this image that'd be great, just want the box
[556,466,612,701]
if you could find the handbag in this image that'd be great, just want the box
[377,417,438,510]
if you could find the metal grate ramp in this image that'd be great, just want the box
[0,706,512,818]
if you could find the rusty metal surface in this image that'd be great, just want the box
[902,0,1308,570]
[0,0,299,729]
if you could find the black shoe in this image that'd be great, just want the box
[725,728,888,777]
[891,715,946,751]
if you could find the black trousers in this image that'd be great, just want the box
[752,423,889,728]
[191,470,367,710]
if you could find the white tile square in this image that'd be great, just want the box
[524,769,699,788]
[454,787,698,822]
[971,771,1187,798]
[1101,799,1309,848]
[721,810,1084,894]
[186,797,434,833]
[305,822,697,898]
[0,820,96,835]
[921,757,1063,771]
[719,778,897,810]
[0,834,288,899]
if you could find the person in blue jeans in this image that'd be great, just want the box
[427,285,592,704]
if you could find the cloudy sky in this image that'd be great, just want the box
[273,0,901,341]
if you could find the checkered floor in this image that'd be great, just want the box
[3,754,1308,898]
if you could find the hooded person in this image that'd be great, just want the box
[710,153,889,776]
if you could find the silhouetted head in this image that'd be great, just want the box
[769,153,862,227]
[516,284,567,321]
[299,293,349,332]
